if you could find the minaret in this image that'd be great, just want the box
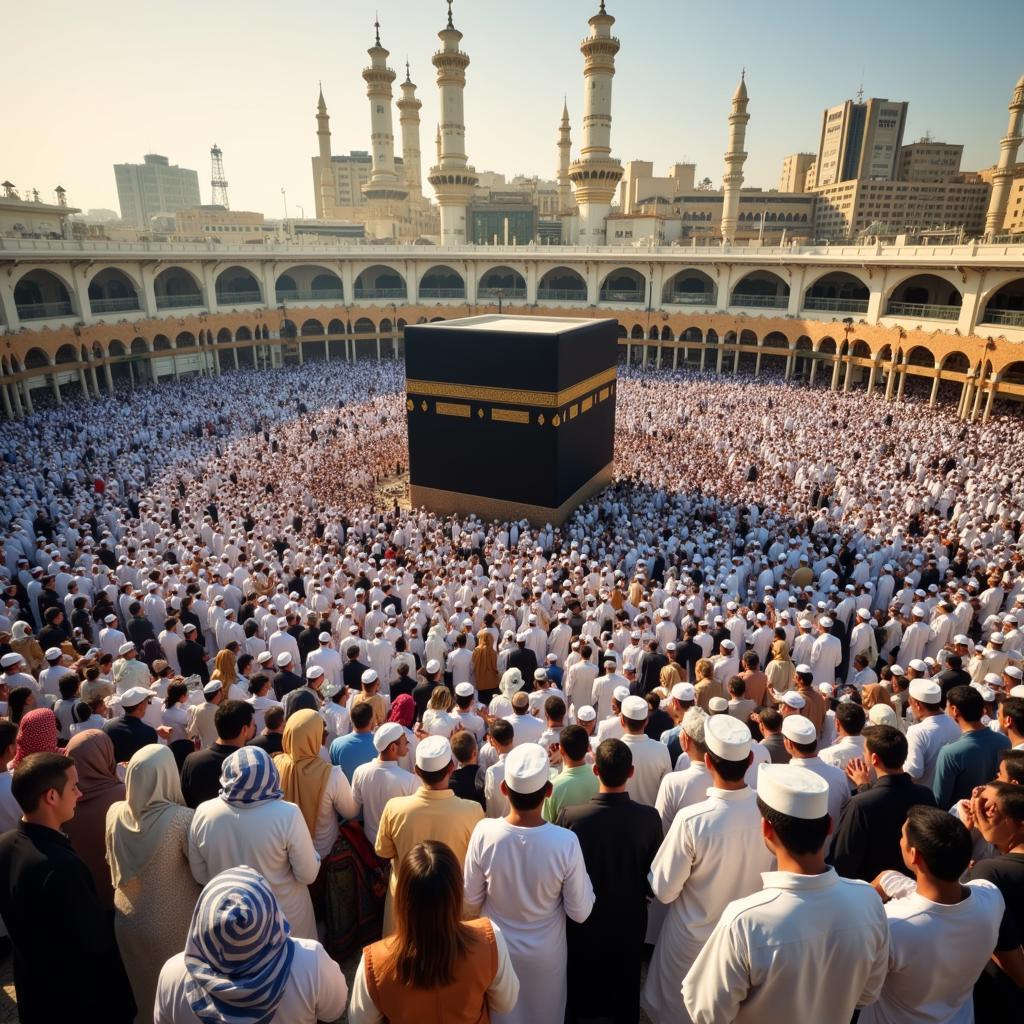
[567,2,623,244]
[361,18,408,239]
[397,61,423,198]
[985,72,1024,238]
[316,84,332,160]
[721,70,750,244]
[314,85,333,218]
[427,1,479,244]
[557,99,574,214]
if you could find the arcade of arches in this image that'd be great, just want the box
[1,303,1023,423]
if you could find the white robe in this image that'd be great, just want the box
[463,818,594,1024]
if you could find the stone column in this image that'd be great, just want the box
[376,336,382,362]
[929,373,941,408]
[89,363,101,397]
[830,352,842,391]
[982,380,997,423]
[21,379,33,415]
[843,358,853,392]
[715,344,724,375]
[866,363,877,395]
[896,362,908,403]
[672,346,679,370]
[699,344,706,372]
[51,371,62,405]
[809,357,818,387]
[232,348,239,371]
[1,384,13,420]
[325,338,330,362]
[884,359,896,401]
[754,349,763,377]
[104,362,114,392]
[10,380,24,418]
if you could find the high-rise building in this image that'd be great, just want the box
[814,98,908,187]
[897,139,963,182]
[113,154,201,229]
[779,153,815,193]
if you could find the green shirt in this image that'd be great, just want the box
[543,764,600,823]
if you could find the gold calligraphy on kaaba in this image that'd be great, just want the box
[435,402,472,418]
[491,408,530,424]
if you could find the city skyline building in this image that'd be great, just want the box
[113,153,200,230]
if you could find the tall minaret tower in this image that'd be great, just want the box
[361,19,408,239]
[314,85,333,218]
[567,2,623,244]
[397,61,423,199]
[985,73,1024,238]
[721,70,750,244]
[557,99,574,214]
[316,84,332,161]
[427,1,478,244]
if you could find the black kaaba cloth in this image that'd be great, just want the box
[404,314,618,524]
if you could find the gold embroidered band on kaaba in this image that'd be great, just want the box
[406,367,616,409]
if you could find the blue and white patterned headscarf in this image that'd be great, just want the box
[184,866,295,1024]
[219,747,283,806]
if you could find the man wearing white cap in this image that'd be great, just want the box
[809,618,842,686]
[589,657,626,722]
[267,616,301,671]
[464,742,595,1024]
[682,764,889,1023]
[643,714,771,1024]
[305,631,343,690]
[619,696,671,807]
[1,652,39,699]
[375,734,483,935]
[112,641,151,694]
[98,613,127,658]
[903,677,961,787]
[896,606,931,670]
[596,686,630,743]
[654,708,713,833]
[780,715,849,853]
[351,722,418,844]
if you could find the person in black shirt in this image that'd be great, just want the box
[560,739,662,1024]
[176,622,209,683]
[413,660,444,723]
[272,654,303,702]
[248,704,285,757]
[937,653,971,701]
[449,731,485,809]
[342,646,371,691]
[0,752,135,1023]
[297,612,321,668]
[125,602,156,649]
[102,688,161,763]
[180,700,256,808]
[507,638,538,687]
[676,626,703,683]
[636,638,668,697]
[36,607,69,653]
[830,724,936,882]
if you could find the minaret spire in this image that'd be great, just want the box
[557,102,574,215]
[721,69,750,244]
[985,72,1024,238]
[398,60,424,198]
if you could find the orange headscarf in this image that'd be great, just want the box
[273,708,331,837]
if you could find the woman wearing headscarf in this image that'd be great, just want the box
[10,620,44,677]
[387,694,418,773]
[490,667,524,719]
[763,636,794,695]
[63,729,125,910]
[9,707,59,769]
[348,841,518,1024]
[153,866,348,1024]
[471,630,499,703]
[106,744,200,1024]
[862,683,893,713]
[424,622,447,672]
[187,746,321,940]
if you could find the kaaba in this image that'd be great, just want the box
[404,314,618,525]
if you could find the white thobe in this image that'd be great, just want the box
[463,818,595,1024]
[643,788,773,1024]
[351,759,418,843]
[654,762,711,833]
[902,713,961,787]
[810,633,843,684]
[787,755,850,850]
[818,734,866,772]
[682,869,889,1024]
[896,621,930,669]
[621,733,672,807]
[505,712,545,747]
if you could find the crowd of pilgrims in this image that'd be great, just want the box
[0,355,1022,1024]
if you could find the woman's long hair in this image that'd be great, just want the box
[383,840,478,988]
[209,649,237,701]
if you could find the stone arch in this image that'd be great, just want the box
[54,343,78,365]
[215,266,262,305]
[175,331,196,348]
[300,318,324,336]
[939,351,971,373]
[538,266,587,300]
[354,317,376,333]
[599,267,647,303]
[739,329,758,346]
[22,347,51,369]
[850,340,872,359]
[730,270,790,308]
[648,325,660,340]
[418,265,465,299]
[154,266,204,310]
[13,268,75,320]
[353,265,407,299]
[478,266,527,298]
[87,267,141,314]
[660,325,674,341]
[328,319,345,334]
[681,327,703,342]
[884,272,963,318]
[274,265,344,302]
[803,270,870,312]
[816,336,837,354]
[905,346,936,368]
[616,324,628,339]
[979,275,1024,328]
[662,268,717,305]
[997,360,1024,385]
[762,331,789,349]
[630,324,645,339]
[217,327,233,344]
[235,326,252,341]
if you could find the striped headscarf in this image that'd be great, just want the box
[183,866,295,1024]
[218,747,282,807]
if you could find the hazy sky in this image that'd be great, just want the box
[6,0,1023,216]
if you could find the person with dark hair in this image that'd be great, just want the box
[0,720,22,831]
[376,735,484,936]
[179,699,256,809]
[933,685,1011,808]
[643,714,770,1023]
[818,699,867,771]
[560,739,662,1024]
[542,724,598,823]
[448,730,485,808]
[348,841,518,1023]
[329,699,378,782]
[249,703,286,756]
[965,781,1024,1013]
[6,685,36,725]
[997,695,1024,750]
[860,806,1005,1024]
[103,687,164,762]
[618,694,671,807]
[903,677,962,787]
[683,764,889,1022]
[756,706,790,764]
[0,752,136,1023]
[831,724,936,882]
[464,742,594,1024]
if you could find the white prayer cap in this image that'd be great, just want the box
[577,705,597,723]
[104,614,118,624]
[416,735,452,771]
[203,681,222,697]
[708,696,729,713]
[672,682,696,702]
[146,582,158,592]
[720,639,735,652]
[908,659,929,674]
[856,608,871,620]
[1006,666,1023,680]
[953,634,970,646]
[504,743,550,794]
[979,685,996,703]
[455,682,475,698]
[909,679,942,704]
[361,669,378,686]
[990,634,1005,645]
[758,763,829,819]
[374,722,405,753]
[780,691,806,709]
[705,714,751,760]
[819,616,834,628]
[1,653,24,669]
[120,686,155,709]
[781,714,816,745]
[425,659,441,674]
[630,630,641,640]
[306,665,324,681]
[612,685,630,703]
[44,647,63,661]
[118,642,136,657]
[984,672,1003,687]
[890,665,906,677]
[795,663,813,675]
[318,632,332,643]
[798,619,813,630]
[256,651,273,664]
[666,642,677,652]
[621,695,648,721]
[818,683,834,698]
[623,661,636,672]
[1011,685,1024,698]
[533,668,548,682]
[546,653,559,663]
[911,605,927,618]
[275,652,292,667]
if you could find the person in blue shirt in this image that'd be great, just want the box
[933,685,1011,808]
[329,700,377,783]
[544,654,564,689]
